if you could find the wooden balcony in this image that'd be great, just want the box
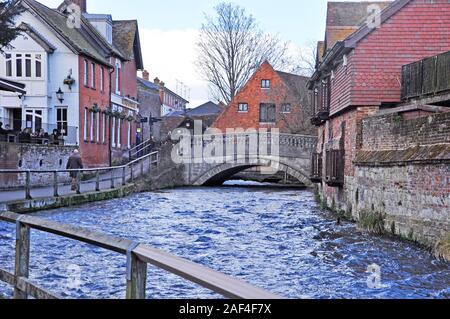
[325,150,344,187]
[310,152,323,183]
[401,51,450,103]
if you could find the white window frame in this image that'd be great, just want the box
[102,113,106,143]
[56,107,68,136]
[100,67,104,92]
[90,111,94,142]
[91,63,96,88]
[117,118,121,148]
[127,120,131,149]
[112,117,116,147]
[96,112,100,143]
[84,60,88,87]
[115,60,121,95]
[83,108,88,141]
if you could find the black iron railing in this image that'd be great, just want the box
[401,51,450,101]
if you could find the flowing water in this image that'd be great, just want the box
[0,182,449,299]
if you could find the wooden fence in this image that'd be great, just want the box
[401,51,450,100]
[0,211,280,300]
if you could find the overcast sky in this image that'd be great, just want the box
[39,0,366,107]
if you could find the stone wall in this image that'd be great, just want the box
[0,142,77,189]
[346,111,450,258]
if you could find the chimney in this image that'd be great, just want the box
[160,81,165,87]
[142,70,149,81]
[154,77,160,85]
[70,0,87,13]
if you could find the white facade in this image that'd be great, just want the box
[0,11,80,144]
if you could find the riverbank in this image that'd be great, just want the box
[314,189,450,262]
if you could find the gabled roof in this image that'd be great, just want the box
[137,77,160,91]
[113,20,144,70]
[313,0,413,81]
[187,101,223,117]
[0,78,26,94]
[325,1,392,51]
[21,0,111,66]
[276,71,310,96]
[19,22,56,53]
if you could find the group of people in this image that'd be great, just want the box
[0,122,64,145]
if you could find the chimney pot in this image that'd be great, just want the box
[69,0,87,13]
[142,70,150,81]
[154,77,160,84]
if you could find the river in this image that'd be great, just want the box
[0,182,449,299]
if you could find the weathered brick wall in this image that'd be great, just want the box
[0,143,77,189]
[361,111,450,151]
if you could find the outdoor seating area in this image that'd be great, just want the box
[0,124,66,146]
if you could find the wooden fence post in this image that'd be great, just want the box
[25,171,31,200]
[122,167,126,186]
[125,244,147,299]
[14,220,30,299]
[76,172,81,195]
[95,170,100,192]
[53,171,59,197]
[130,165,134,182]
[110,169,115,189]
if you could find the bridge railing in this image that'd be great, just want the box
[190,132,317,160]
[0,211,280,299]
[0,151,159,201]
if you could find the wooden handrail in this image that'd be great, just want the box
[0,211,281,300]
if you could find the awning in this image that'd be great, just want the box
[0,78,26,94]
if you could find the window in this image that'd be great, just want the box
[25,54,31,77]
[25,110,43,132]
[238,103,249,112]
[16,54,22,77]
[35,54,42,78]
[56,107,68,136]
[260,103,276,123]
[91,63,96,88]
[5,54,12,77]
[90,111,94,141]
[281,103,292,113]
[117,119,121,148]
[261,79,271,89]
[96,113,100,143]
[127,120,131,148]
[83,108,88,141]
[112,117,116,147]
[83,60,88,86]
[102,113,106,143]
[100,67,104,92]
[115,61,121,94]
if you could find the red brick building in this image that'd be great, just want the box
[214,61,314,134]
[310,0,450,212]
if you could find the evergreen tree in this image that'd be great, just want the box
[0,0,23,52]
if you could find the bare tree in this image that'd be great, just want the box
[196,2,291,104]
[291,41,317,77]
[0,0,23,52]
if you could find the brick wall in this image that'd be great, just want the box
[361,111,450,151]
[79,56,111,167]
[0,142,77,189]
[214,62,314,134]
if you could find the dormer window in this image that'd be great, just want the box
[261,79,271,89]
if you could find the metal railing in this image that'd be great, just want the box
[401,51,450,101]
[311,152,323,183]
[0,151,159,201]
[325,149,344,187]
[0,211,280,299]
[129,139,157,161]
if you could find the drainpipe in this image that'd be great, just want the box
[108,67,115,167]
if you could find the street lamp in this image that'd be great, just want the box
[56,87,64,103]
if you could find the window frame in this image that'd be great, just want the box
[261,79,271,89]
[238,103,249,113]
[259,103,276,123]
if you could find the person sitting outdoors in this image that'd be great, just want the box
[18,128,32,144]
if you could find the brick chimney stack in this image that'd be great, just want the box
[142,70,149,81]
[70,0,87,13]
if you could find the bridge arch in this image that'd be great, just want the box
[191,156,312,187]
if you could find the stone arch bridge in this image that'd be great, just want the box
[180,133,317,186]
